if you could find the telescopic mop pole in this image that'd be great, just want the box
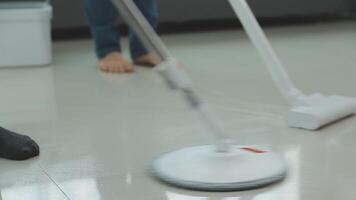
[112,0,232,152]
[228,0,306,106]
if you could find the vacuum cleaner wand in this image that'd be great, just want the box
[112,0,231,151]
[229,0,356,130]
[228,0,305,106]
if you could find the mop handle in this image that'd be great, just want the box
[229,0,305,105]
[112,0,231,152]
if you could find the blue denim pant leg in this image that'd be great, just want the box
[84,0,158,60]
[84,0,121,59]
[129,0,159,60]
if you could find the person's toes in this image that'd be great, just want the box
[16,146,37,161]
[116,65,125,73]
[104,66,112,73]
[27,138,40,155]
[0,127,40,161]
[21,137,40,159]
[99,63,109,72]
[124,64,134,73]
[125,67,134,73]
[106,63,116,73]
[134,54,160,67]
[6,143,39,161]
[98,52,135,74]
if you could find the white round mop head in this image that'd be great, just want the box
[150,145,287,191]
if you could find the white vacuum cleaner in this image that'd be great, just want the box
[112,0,287,191]
[228,0,356,130]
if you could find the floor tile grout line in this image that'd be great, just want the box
[37,163,72,200]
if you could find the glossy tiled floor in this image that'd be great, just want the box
[1,22,356,200]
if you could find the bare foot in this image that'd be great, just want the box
[133,52,161,67]
[99,52,134,73]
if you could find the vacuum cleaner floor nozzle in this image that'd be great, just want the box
[287,95,356,130]
[151,145,287,191]
[228,0,356,130]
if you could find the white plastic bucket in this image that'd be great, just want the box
[0,3,52,67]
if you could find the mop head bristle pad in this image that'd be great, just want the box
[150,145,287,191]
